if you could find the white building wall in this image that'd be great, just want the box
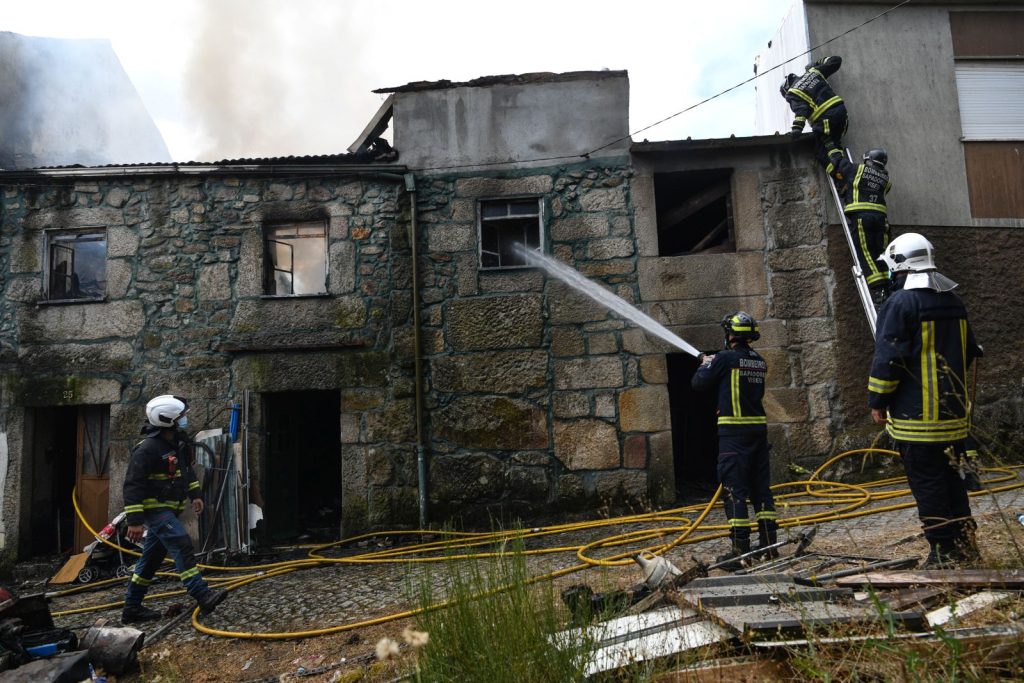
[754,0,811,136]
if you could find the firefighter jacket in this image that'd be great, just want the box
[692,345,769,435]
[123,426,201,526]
[868,287,983,444]
[785,56,843,134]
[825,148,891,216]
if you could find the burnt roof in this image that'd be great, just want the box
[0,152,408,178]
[374,69,627,94]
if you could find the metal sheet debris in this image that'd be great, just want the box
[555,606,732,676]
[678,574,925,638]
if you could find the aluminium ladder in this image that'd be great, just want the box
[827,148,878,337]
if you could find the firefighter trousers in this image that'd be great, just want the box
[849,211,890,290]
[899,442,974,544]
[717,432,777,544]
[124,508,210,607]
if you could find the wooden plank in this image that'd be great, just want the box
[49,552,88,584]
[656,180,730,230]
[653,657,788,682]
[880,587,946,612]
[925,591,1016,627]
[836,569,1024,590]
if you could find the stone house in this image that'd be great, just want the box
[4,43,1013,564]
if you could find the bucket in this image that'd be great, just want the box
[80,618,145,675]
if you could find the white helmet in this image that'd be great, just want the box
[145,394,189,428]
[879,232,935,273]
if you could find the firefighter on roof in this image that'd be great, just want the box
[121,394,227,623]
[692,312,777,569]
[780,55,848,152]
[824,144,893,303]
[868,233,983,568]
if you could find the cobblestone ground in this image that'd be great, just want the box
[44,477,1024,651]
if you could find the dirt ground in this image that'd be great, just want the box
[113,503,1024,683]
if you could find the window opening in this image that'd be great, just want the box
[479,198,542,268]
[47,230,106,300]
[264,222,327,295]
[654,170,734,256]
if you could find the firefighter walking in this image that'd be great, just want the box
[692,312,777,568]
[121,394,227,623]
[867,234,983,567]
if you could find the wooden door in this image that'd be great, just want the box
[74,406,111,550]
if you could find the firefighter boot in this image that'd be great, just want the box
[757,519,780,560]
[122,604,161,624]
[951,520,981,566]
[196,588,228,616]
[922,538,958,569]
[715,530,752,571]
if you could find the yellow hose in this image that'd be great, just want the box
[57,447,1024,639]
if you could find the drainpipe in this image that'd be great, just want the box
[405,172,429,529]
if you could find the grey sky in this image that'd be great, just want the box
[3,0,795,162]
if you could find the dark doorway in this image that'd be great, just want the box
[25,405,110,558]
[667,353,719,495]
[262,391,341,542]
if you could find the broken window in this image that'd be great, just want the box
[478,198,543,269]
[46,229,107,301]
[264,221,328,296]
[654,170,734,256]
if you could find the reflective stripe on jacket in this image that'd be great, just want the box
[868,288,983,444]
[826,148,891,216]
[692,346,769,435]
[123,428,200,526]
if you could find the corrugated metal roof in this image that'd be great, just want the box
[631,132,810,153]
[374,70,627,94]
[25,152,370,171]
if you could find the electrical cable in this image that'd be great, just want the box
[410,0,916,173]
[53,446,1024,642]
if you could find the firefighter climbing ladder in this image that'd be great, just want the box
[828,148,878,336]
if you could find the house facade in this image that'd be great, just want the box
[5,25,1017,564]
[755,0,1024,445]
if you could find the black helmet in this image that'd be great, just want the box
[721,311,760,342]
[779,73,798,97]
[863,148,888,167]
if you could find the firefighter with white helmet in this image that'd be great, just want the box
[692,312,777,569]
[120,394,227,622]
[868,234,984,567]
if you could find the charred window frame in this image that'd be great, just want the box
[478,197,543,269]
[263,221,328,296]
[654,170,734,256]
[44,228,107,302]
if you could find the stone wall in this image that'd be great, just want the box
[632,143,843,481]
[828,224,1024,455]
[0,173,413,557]
[415,160,669,521]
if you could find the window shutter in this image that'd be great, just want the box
[955,62,1024,139]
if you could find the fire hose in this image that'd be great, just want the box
[55,447,1024,641]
